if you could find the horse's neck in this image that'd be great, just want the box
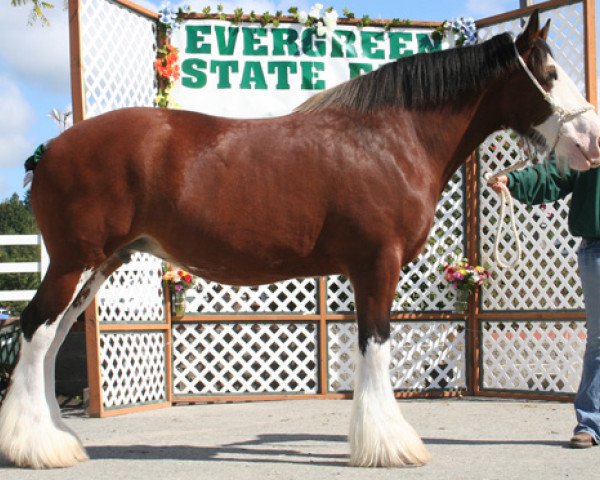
[385,96,501,190]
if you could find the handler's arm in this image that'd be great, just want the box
[506,159,576,206]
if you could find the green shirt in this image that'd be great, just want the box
[507,158,600,239]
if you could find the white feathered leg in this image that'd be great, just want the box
[0,269,108,469]
[0,322,89,469]
[349,339,430,467]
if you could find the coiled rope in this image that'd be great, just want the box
[484,160,528,269]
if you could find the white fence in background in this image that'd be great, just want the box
[0,235,47,303]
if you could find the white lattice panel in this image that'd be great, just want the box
[80,0,157,117]
[478,4,585,92]
[327,171,465,313]
[481,320,585,393]
[172,322,319,395]
[97,253,165,323]
[184,278,317,314]
[328,321,467,392]
[100,332,167,408]
[478,5,585,311]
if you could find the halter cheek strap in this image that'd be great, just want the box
[513,43,595,153]
[514,44,594,121]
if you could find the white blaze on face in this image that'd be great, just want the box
[533,55,600,170]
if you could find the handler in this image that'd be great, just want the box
[490,154,600,449]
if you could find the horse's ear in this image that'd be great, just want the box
[539,18,551,41]
[516,9,541,54]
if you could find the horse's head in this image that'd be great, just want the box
[508,10,599,170]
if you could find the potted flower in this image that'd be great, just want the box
[162,268,193,316]
[441,258,490,313]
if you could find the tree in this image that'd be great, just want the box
[10,0,61,25]
[0,194,39,316]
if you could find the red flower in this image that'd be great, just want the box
[166,52,178,65]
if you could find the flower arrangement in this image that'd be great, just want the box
[162,268,193,292]
[158,1,190,33]
[442,258,490,292]
[289,4,339,35]
[154,43,181,108]
[163,268,193,315]
[155,2,189,108]
[431,17,477,47]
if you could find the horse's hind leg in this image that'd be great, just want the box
[348,252,430,467]
[0,256,122,469]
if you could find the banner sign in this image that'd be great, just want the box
[170,21,441,118]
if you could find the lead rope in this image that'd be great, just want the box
[484,160,528,269]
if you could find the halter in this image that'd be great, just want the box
[486,44,595,269]
[513,43,595,152]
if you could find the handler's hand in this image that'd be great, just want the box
[489,175,508,194]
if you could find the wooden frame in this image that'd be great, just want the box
[169,307,469,403]
[70,0,595,414]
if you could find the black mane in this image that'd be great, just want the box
[296,32,522,113]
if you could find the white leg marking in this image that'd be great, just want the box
[349,339,431,467]
[44,270,95,427]
[0,270,105,469]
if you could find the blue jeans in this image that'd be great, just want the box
[575,239,600,442]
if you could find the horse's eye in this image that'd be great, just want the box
[545,67,558,83]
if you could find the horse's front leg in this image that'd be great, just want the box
[348,253,430,467]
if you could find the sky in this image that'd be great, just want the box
[0,0,596,200]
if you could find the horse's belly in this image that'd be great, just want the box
[147,227,331,286]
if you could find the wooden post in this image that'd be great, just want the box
[465,153,481,396]
[583,0,597,108]
[164,283,173,403]
[84,300,102,417]
[68,0,85,123]
[318,277,329,395]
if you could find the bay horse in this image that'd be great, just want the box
[1,11,599,469]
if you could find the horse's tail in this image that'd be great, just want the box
[23,143,48,188]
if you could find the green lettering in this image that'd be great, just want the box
[417,33,442,53]
[349,63,373,79]
[361,31,385,59]
[242,27,268,56]
[182,58,208,88]
[389,32,414,59]
[210,61,239,89]
[272,28,300,56]
[268,62,297,89]
[240,61,267,89]
[214,26,239,55]
[331,30,357,58]
[301,62,325,90]
[301,29,326,57]
[185,25,211,54]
